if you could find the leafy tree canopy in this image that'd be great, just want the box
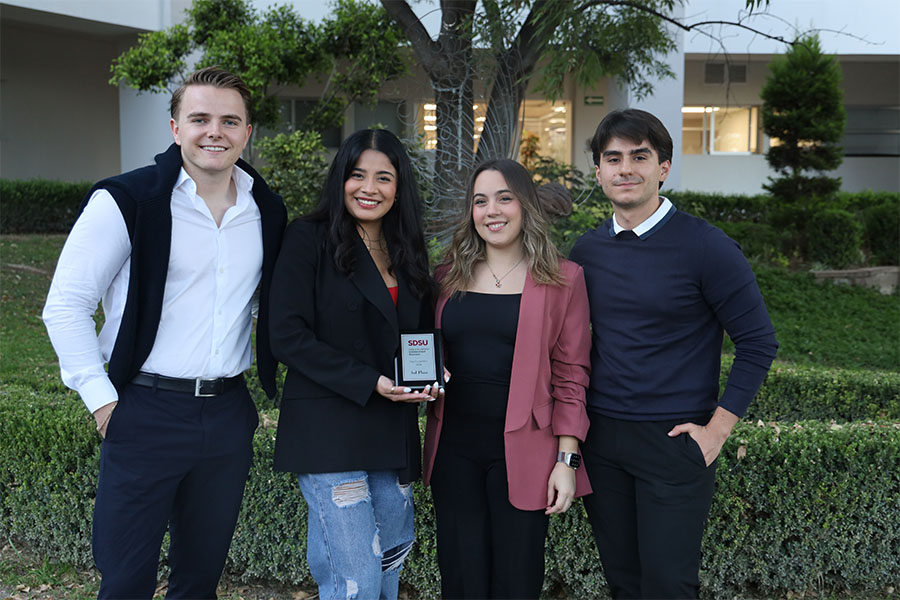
[381,0,776,232]
[110,0,408,133]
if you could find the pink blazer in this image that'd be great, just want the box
[424,259,592,511]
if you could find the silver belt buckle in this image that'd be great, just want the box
[194,378,217,397]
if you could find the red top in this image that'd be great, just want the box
[388,285,398,306]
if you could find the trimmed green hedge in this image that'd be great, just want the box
[863,200,900,266]
[721,359,900,422]
[3,385,899,597]
[0,179,91,234]
[666,190,772,223]
[806,208,865,269]
[714,220,789,263]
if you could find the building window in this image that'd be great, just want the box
[520,100,571,165]
[682,106,760,154]
[843,106,900,156]
[416,100,571,164]
[704,62,748,85]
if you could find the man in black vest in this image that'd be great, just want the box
[44,67,286,598]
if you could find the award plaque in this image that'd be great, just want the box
[394,329,445,391]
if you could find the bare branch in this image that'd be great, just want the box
[574,0,798,46]
[380,0,442,72]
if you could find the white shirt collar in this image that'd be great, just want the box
[612,196,673,236]
[174,164,255,212]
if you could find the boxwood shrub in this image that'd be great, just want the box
[3,386,898,598]
[806,208,865,269]
[720,358,900,422]
[0,179,91,234]
[863,201,900,265]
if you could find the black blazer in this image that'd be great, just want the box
[269,218,433,481]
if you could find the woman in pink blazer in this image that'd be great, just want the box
[424,158,592,599]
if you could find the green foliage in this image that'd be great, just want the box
[108,26,193,94]
[255,131,329,220]
[754,266,899,370]
[551,197,613,256]
[862,201,900,265]
[721,358,900,422]
[761,34,846,206]
[0,236,75,390]
[4,397,898,598]
[532,0,677,102]
[666,190,770,223]
[317,0,409,109]
[714,221,789,264]
[0,179,91,234]
[806,208,864,269]
[110,0,406,137]
[703,420,900,598]
[0,384,96,567]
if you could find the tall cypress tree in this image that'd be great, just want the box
[761,34,846,205]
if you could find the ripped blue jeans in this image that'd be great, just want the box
[297,470,415,600]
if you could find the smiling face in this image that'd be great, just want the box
[594,136,670,214]
[343,149,398,231]
[169,84,251,180]
[471,169,524,251]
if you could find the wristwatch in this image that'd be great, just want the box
[557,451,582,470]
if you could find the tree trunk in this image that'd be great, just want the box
[431,77,475,236]
[476,51,530,163]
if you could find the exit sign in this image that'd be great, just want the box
[584,96,605,105]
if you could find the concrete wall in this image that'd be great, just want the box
[681,154,899,195]
[0,18,129,181]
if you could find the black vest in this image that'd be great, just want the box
[80,143,286,398]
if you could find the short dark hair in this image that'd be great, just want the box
[590,109,673,166]
[310,129,433,300]
[170,66,252,122]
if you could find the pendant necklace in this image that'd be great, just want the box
[486,256,525,288]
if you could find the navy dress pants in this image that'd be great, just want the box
[93,381,257,599]
[581,413,717,600]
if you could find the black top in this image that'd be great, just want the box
[442,292,520,420]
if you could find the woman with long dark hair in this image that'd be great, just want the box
[424,158,592,598]
[269,129,438,600]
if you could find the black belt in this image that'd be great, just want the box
[131,372,244,397]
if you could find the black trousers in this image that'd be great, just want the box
[430,416,549,599]
[93,381,257,599]
[581,413,717,600]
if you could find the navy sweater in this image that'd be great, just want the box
[569,207,778,420]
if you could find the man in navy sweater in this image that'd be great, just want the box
[44,68,285,598]
[569,109,778,599]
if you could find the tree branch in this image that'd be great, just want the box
[380,0,442,73]
[574,0,798,47]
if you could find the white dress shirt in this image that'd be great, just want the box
[43,166,263,413]
[612,196,673,236]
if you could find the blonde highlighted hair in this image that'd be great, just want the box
[441,158,566,296]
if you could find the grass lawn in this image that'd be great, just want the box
[0,235,70,389]
[735,264,900,371]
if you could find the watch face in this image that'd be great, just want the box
[568,453,582,469]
